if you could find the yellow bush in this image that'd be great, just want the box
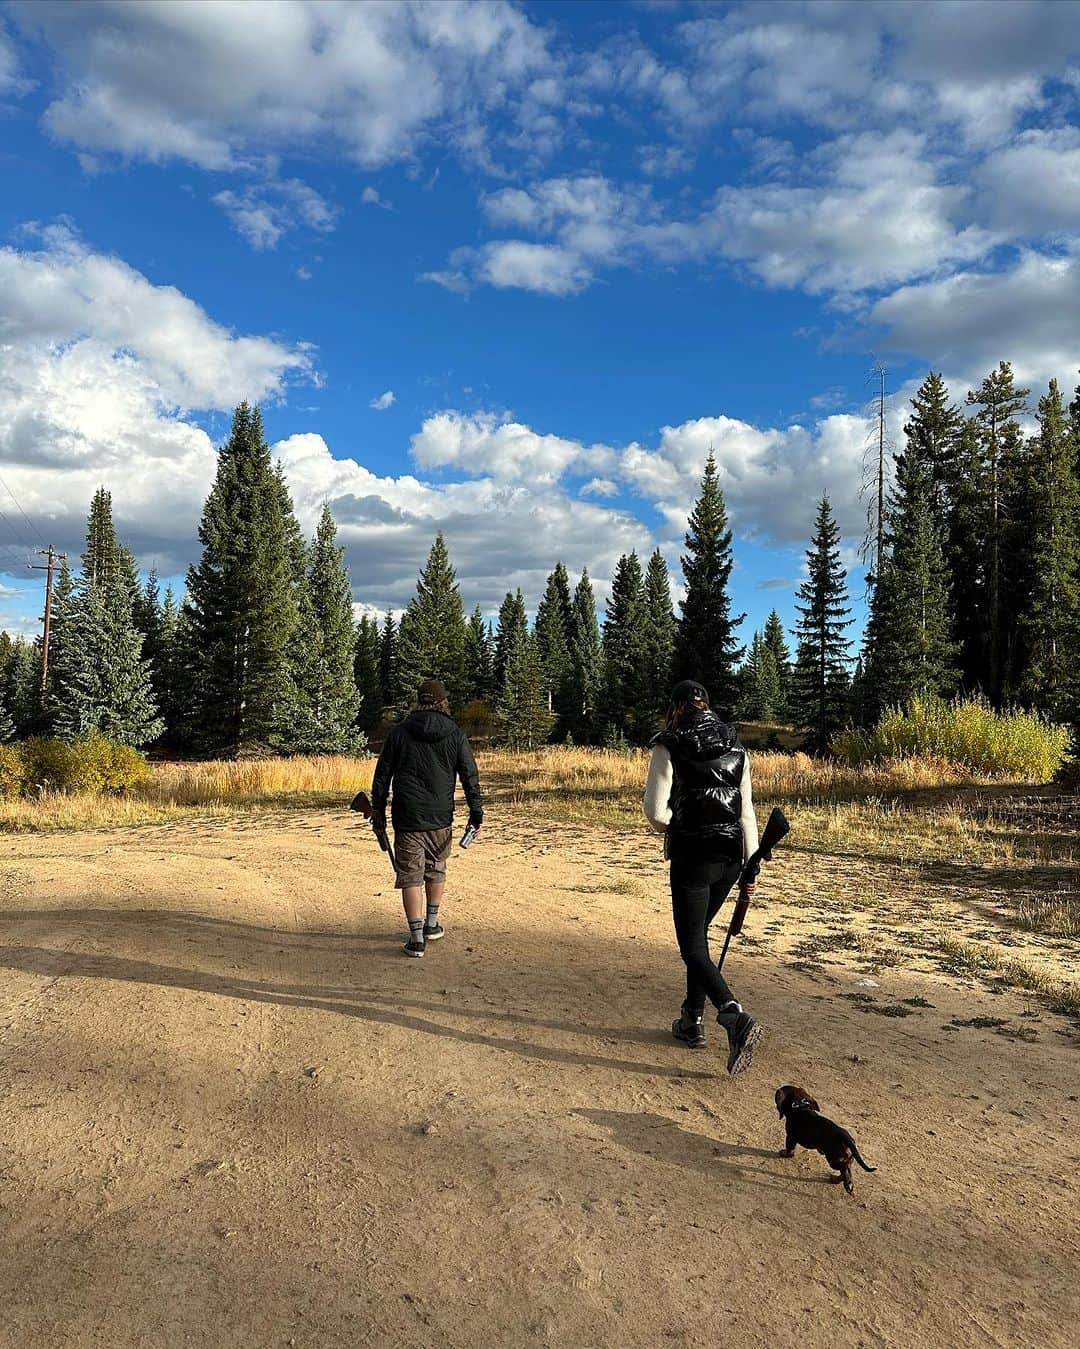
[0,743,26,799]
[20,734,151,794]
[833,697,1069,781]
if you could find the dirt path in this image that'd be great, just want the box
[0,809,1077,1348]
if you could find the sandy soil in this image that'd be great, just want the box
[0,803,1077,1349]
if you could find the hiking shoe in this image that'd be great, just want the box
[717,1004,763,1075]
[423,923,445,942]
[672,1007,706,1049]
[403,937,426,958]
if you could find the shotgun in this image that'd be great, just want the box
[350,789,396,871]
[717,806,791,971]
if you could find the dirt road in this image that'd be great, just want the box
[0,808,1077,1348]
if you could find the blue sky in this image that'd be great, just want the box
[2,0,1079,651]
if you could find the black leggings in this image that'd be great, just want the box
[670,855,743,1015]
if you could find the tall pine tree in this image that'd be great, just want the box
[674,452,745,714]
[762,610,792,721]
[493,589,528,697]
[496,631,553,749]
[185,402,300,753]
[378,611,397,708]
[566,568,602,743]
[601,552,649,743]
[534,563,574,738]
[394,534,467,708]
[793,496,852,752]
[642,549,676,735]
[354,615,383,734]
[464,606,495,705]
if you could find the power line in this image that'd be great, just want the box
[0,468,46,549]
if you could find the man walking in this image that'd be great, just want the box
[370,679,484,957]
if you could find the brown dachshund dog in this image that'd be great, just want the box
[775,1084,876,1194]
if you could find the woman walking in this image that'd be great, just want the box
[643,679,763,1075]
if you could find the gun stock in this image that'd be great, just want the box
[718,807,791,970]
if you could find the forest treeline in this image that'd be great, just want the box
[1,361,1077,757]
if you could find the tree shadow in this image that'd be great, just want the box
[0,942,714,1082]
[577,1109,827,1191]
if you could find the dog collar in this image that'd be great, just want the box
[790,1098,817,1112]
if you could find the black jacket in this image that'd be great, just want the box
[652,709,745,855]
[371,710,483,832]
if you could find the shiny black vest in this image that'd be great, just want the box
[653,710,745,847]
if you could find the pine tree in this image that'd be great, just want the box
[378,611,397,708]
[793,496,852,752]
[674,452,745,714]
[82,487,139,605]
[902,372,963,527]
[394,534,467,708]
[40,556,75,733]
[155,586,183,743]
[642,549,676,735]
[0,690,15,743]
[762,610,792,720]
[185,403,300,752]
[288,505,362,752]
[534,563,574,738]
[354,615,383,734]
[464,606,495,704]
[738,631,781,722]
[132,569,168,729]
[567,568,602,743]
[4,639,42,737]
[1015,380,1080,712]
[945,417,988,694]
[602,552,649,743]
[966,362,1029,702]
[493,590,528,696]
[52,575,163,746]
[496,631,553,749]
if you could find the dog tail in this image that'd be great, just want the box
[851,1143,876,1173]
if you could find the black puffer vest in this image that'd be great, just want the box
[653,709,745,852]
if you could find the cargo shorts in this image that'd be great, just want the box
[393,827,453,889]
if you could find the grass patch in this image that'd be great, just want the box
[936,937,1080,1017]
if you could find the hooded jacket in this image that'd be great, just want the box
[650,708,747,854]
[371,709,483,833]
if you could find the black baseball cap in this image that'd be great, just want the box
[670,679,709,707]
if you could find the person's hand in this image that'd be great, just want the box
[469,810,483,831]
[371,807,386,832]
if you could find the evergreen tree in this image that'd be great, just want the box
[378,611,397,708]
[52,575,163,746]
[40,556,75,733]
[673,452,745,714]
[155,586,183,744]
[642,549,676,735]
[902,372,963,527]
[601,552,649,742]
[1015,380,1080,711]
[185,403,300,752]
[534,563,574,737]
[567,568,602,743]
[82,487,139,604]
[0,689,14,743]
[463,606,495,704]
[496,631,553,749]
[945,417,989,694]
[4,639,42,737]
[288,505,362,752]
[132,569,168,730]
[394,533,467,708]
[762,610,792,720]
[738,631,781,722]
[793,496,852,752]
[354,615,383,735]
[966,362,1029,702]
[493,589,528,696]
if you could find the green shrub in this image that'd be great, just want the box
[832,696,1069,781]
[20,734,151,794]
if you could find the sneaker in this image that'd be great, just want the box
[717,1004,763,1075]
[672,1006,706,1049]
[423,923,445,941]
[403,938,426,958]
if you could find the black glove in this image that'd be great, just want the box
[469,809,484,828]
[371,807,387,832]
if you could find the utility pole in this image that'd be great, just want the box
[30,545,66,692]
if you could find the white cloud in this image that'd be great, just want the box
[370,390,395,411]
[580,478,618,498]
[410,411,617,484]
[975,129,1080,236]
[0,225,312,409]
[16,0,554,170]
[361,186,393,210]
[871,248,1080,394]
[213,178,337,250]
[0,19,31,95]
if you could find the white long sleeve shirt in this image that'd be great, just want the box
[643,745,759,861]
